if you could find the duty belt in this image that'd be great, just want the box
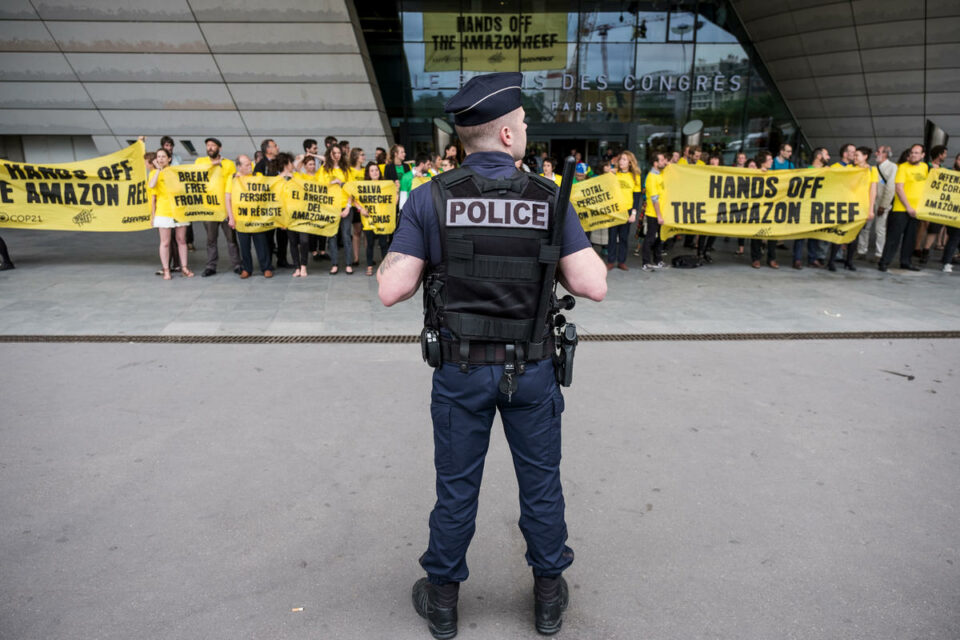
[440,337,554,365]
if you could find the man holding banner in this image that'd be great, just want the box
[196,138,242,277]
[879,144,927,272]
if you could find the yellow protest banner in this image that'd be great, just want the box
[916,168,960,229]
[343,180,398,234]
[281,174,347,237]
[159,163,226,223]
[571,173,632,232]
[659,164,871,242]
[423,13,567,72]
[230,174,284,233]
[0,141,150,231]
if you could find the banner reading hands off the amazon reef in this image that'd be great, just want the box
[916,168,960,229]
[659,164,871,242]
[0,141,150,231]
[571,173,632,232]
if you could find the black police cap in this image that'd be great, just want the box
[444,72,523,126]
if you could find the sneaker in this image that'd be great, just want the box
[654,261,666,269]
[642,263,656,271]
[412,578,458,640]
[943,263,953,273]
[534,575,569,636]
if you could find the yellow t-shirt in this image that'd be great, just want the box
[893,161,929,211]
[616,171,641,212]
[677,158,705,166]
[830,162,848,168]
[540,173,562,186]
[350,167,365,182]
[869,166,879,184]
[149,169,174,218]
[195,156,237,181]
[319,166,348,185]
[643,170,663,218]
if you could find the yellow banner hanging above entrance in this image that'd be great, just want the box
[571,172,632,232]
[659,164,871,243]
[916,168,960,229]
[344,180,398,235]
[423,13,568,72]
[0,141,151,232]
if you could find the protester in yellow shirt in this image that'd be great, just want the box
[608,151,641,270]
[348,148,368,265]
[194,137,241,277]
[147,147,193,279]
[678,145,705,166]
[641,151,667,270]
[539,157,562,186]
[320,145,353,274]
[879,143,928,272]
[827,146,877,272]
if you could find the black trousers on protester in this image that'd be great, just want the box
[697,234,716,256]
[364,230,390,268]
[943,227,960,265]
[880,210,918,268]
[268,228,289,266]
[0,234,13,266]
[642,217,662,265]
[287,231,311,268]
[828,232,860,268]
[236,231,272,274]
[750,239,777,264]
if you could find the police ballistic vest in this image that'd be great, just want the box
[425,167,560,358]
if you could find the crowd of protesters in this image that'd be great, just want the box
[2,136,955,281]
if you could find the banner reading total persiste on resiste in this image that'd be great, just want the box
[0,141,151,231]
[659,164,871,243]
[570,172,632,232]
[916,168,960,229]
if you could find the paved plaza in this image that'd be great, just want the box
[1,229,959,640]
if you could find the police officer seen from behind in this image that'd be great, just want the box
[378,72,607,638]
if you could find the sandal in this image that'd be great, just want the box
[345,266,354,274]
[182,267,195,278]
[329,266,339,275]
[162,268,172,281]
[365,266,374,276]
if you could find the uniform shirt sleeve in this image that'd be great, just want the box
[560,203,590,257]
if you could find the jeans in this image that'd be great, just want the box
[236,231,272,273]
[793,239,822,264]
[326,216,354,266]
[606,221,630,264]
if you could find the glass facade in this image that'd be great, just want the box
[358,0,808,170]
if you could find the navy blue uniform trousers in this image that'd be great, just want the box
[420,357,574,584]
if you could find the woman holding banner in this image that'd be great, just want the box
[349,148,367,268]
[360,162,391,276]
[148,148,193,279]
[827,146,877,272]
[276,152,310,278]
[320,145,353,274]
[609,152,641,270]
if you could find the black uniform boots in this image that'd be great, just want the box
[534,574,569,635]
[412,578,459,639]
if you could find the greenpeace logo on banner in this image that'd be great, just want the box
[570,173,632,232]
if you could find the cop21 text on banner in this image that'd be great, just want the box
[281,175,348,237]
[0,141,150,231]
[344,180,398,235]
[659,164,871,242]
[916,168,960,228]
[571,173,632,232]
[422,13,567,72]
[230,175,284,233]
[160,165,227,223]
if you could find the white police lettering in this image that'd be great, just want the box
[446,198,549,229]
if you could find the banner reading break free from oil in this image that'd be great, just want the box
[659,164,871,243]
[0,141,150,231]
[916,168,960,229]
[571,172,632,232]
[159,164,227,223]
[344,180,398,235]
[281,174,348,237]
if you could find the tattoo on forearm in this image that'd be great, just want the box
[378,252,408,274]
